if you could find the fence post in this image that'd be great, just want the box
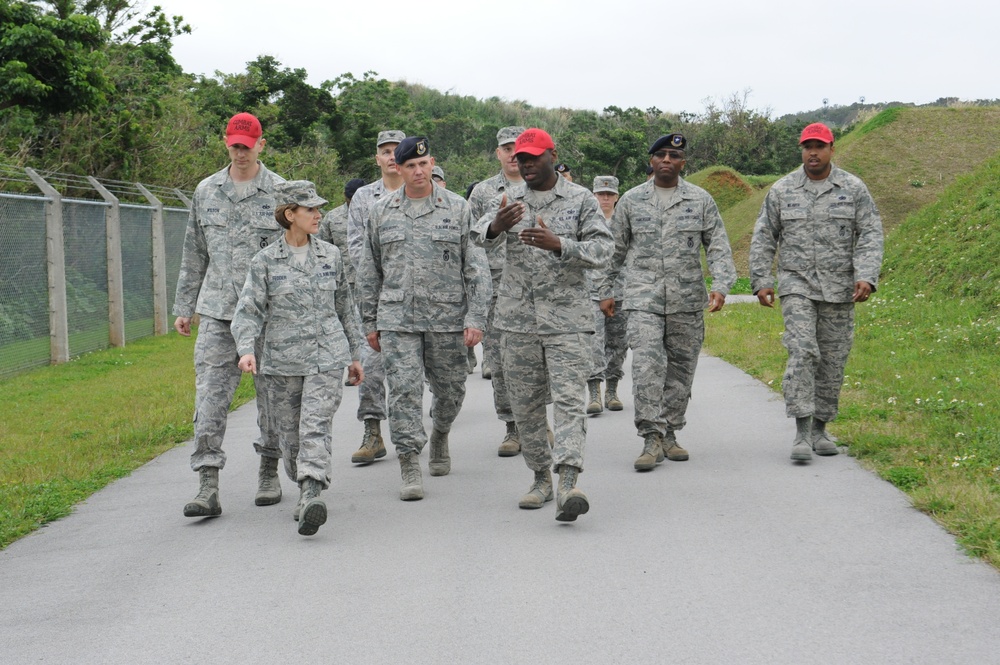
[173,188,192,208]
[25,168,70,364]
[87,176,126,348]
[136,183,168,336]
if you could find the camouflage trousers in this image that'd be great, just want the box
[380,330,468,456]
[500,331,590,473]
[356,301,387,422]
[627,310,704,439]
[780,295,854,422]
[589,300,607,381]
[484,268,514,423]
[604,301,628,382]
[190,316,278,471]
[265,371,344,489]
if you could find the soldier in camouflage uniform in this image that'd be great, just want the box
[346,130,406,464]
[601,134,736,472]
[749,123,883,462]
[473,128,612,522]
[585,175,621,416]
[468,126,526,456]
[594,176,628,413]
[232,181,364,536]
[360,137,490,501]
[320,177,366,386]
[319,177,366,295]
[173,112,287,518]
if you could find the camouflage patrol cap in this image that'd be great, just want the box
[649,133,686,154]
[432,165,445,181]
[593,175,619,194]
[377,130,406,147]
[273,180,328,208]
[394,136,430,165]
[496,126,526,146]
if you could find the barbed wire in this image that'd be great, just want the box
[0,163,193,206]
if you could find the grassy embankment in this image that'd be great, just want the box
[0,331,253,549]
[706,107,1000,566]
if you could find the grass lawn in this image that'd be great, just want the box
[0,330,254,549]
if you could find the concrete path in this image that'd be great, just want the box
[3,346,1000,664]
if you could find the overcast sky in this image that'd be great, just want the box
[163,0,998,118]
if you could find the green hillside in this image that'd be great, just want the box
[685,166,754,211]
[722,107,1000,277]
[706,145,1000,567]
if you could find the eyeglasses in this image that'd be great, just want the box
[652,150,685,160]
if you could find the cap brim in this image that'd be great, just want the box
[594,188,617,194]
[226,135,259,147]
[799,134,833,145]
[514,147,549,156]
[300,196,328,207]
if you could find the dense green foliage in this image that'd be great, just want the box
[0,2,814,201]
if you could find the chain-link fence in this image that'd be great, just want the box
[0,166,193,378]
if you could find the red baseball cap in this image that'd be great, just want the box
[226,112,263,147]
[514,128,556,156]
[799,122,834,145]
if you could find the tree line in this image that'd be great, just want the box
[3,1,849,204]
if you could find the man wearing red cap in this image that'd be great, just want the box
[473,128,613,522]
[750,122,884,462]
[173,112,288,518]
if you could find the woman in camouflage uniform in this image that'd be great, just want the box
[233,181,364,536]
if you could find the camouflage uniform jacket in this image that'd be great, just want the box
[232,235,362,376]
[472,176,613,335]
[602,177,736,314]
[172,162,285,320]
[347,178,394,272]
[469,171,518,272]
[749,165,884,303]
[360,183,491,335]
[318,202,355,289]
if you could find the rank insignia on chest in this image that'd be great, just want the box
[685,208,693,213]
[260,236,269,248]
[687,237,695,249]
[322,264,332,270]
[443,249,451,262]
[838,196,846,200]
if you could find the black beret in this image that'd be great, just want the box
[648,133,687,154]
[555,163,572,173]
[394,136,430,165]
[344,178,366,199]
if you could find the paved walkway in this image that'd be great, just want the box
[3,346,1000,664]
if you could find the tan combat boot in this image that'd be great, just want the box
[604,379,624,411]
[634,434,663,471]
[662,430,689,462]
[183,467,221,517]
[428,428,451,476]
[555,465,589,522]
[811,420,839,456]
[586,379,604,415]
[791,417,813,462]
[518,469,554,509]
[297,478,327,536]
[399,452,424,501]
[254,455,282,505]
[498,420,520,457]
[352,419,386,464]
